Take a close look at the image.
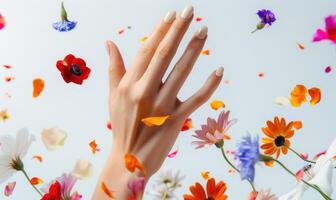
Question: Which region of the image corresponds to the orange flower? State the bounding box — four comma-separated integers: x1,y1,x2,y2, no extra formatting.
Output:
290,84,307,107
308,87,321,105
183,178,228,200
261,117,295,158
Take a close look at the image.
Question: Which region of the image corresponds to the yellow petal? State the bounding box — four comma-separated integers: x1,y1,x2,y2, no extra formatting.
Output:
201,171,211,180
140,36,148,42
141,115,169,127
210,100,225,110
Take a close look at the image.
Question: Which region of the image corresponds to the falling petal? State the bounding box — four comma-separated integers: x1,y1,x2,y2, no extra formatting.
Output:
210,100,225,110
295,169,304,181
297,43,305,50
89,140,100,154
141,115,169,127
4,182,16,197
167,147,179,158
33,78,45,98
139,36,148,42
293,121,303,130
118,28,125,35
300,153,308,160
196,17,203,22
181,118,192,131
101,182,114,199
0,109,10,122
314,151,327,160
258,72,265,78
32,155,43,162
41,127,67,150
0,14,6,30
124,153,145,175
2,65,12,69
201,49,210,55
274,96,289,106
71,160,94,179
30,177,44,185
325,66,332,73
308,87,321,105
4,76,14,82
106,122,112,130
290,84,307,107
201,171,211,180
265,160,274,167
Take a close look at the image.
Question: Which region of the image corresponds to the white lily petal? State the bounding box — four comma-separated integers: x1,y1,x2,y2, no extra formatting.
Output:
41,127,67,150
279,183,306,200
71,160,94,180
325,138,336,161
15,128,35,158
0,135,16,157
308,160,333,196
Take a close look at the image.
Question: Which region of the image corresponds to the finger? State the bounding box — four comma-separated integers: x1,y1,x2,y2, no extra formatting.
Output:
106,40,126,91
141,6,194,87
176,67,224,117
160,25,208,99
127,11,176,81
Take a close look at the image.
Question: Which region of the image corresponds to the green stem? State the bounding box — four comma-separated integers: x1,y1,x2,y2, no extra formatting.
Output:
220,147,256,193
287,146,316,164
21,169,43,197
272,158,332,200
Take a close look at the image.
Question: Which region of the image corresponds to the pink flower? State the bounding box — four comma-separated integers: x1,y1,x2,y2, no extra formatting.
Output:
313,15,336,43
255,189,278,200
192,110,237,148
127,177,145,200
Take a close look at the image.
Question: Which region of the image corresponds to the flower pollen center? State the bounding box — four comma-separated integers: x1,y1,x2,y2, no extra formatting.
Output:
70,64,82,76
274,136,285,147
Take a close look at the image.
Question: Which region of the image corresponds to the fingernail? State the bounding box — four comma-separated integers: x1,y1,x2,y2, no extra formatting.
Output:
196,25,208,39
181,5,194,19
105,41,110,55
164,11,176,23
215,67,224,77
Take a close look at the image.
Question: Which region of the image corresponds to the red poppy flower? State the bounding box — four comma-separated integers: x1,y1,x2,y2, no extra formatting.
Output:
41,181,62,200
56,54,91,85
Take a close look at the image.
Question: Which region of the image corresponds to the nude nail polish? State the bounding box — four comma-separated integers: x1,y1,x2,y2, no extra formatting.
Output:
196,26,208,39
181,5,194,19
215,67,224,77
164,11,176,23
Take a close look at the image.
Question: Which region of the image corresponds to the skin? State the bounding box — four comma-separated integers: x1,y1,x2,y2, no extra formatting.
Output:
92,6,224,199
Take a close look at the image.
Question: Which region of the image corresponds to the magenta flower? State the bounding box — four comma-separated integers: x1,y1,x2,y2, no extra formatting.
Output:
313,15,336,44
192,110,237,149
128,176,145,200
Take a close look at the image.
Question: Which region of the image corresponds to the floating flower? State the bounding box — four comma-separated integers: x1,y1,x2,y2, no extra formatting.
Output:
53,2,77,32
183,178,228,200
4,181,16,197
41,173,82,200
313,15,336,44
252,9,276,33
56,54,91,85
0,13,6,30
181,118,193,131
192,110,237,149
279,138,336,200
124,154,145,175
261,117,295,158
0,128,35,183
141,115,169,127
71,160,94,180
127,177,145,200
210,99,225,110
308,87,321,105
100,182,114,199
255,189,278,200
237,135,260,182
41,127,67,150
290,85,307,107
89,140,100,154
32,78,45,98
0,109,10,122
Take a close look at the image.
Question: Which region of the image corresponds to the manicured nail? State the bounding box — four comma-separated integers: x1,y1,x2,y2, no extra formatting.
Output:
164,11,176,23
215,67,224,77
196,26,208,39
105,41,110,55
181,5,194,19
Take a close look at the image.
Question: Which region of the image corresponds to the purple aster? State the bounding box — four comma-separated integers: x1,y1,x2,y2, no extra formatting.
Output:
257,9,276,26
236,134,260,182
53,2,77,32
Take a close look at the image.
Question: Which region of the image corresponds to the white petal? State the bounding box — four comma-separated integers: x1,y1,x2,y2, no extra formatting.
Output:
275,96,290,106
0,155,15,184
0,135,16,157
308,160,333,196
15,128,35,158
279,183,306,200
71,160,94,180
41,127,67,150
325,138,336,161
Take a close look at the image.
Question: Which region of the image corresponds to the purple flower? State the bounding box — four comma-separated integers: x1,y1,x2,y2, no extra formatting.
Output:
257,9,276,25
236,135,260,182
53,2,77,32
128,176,145,199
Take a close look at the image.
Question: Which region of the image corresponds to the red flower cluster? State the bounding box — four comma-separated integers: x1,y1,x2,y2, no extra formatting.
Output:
56,54,91,85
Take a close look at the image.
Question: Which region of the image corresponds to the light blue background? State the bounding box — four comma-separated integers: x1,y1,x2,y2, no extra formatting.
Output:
0,0,335,199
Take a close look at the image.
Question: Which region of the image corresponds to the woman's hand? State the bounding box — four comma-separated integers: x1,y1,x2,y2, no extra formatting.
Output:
92,5,224,199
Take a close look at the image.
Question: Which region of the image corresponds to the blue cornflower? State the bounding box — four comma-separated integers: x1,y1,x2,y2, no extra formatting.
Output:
252,9,276,33
53,2,77,32
236,134,260,182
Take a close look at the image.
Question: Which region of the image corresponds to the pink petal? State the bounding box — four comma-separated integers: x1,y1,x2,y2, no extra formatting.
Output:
313,29,328,42
325,15,336,30
167,148,179,158
4,182,16,197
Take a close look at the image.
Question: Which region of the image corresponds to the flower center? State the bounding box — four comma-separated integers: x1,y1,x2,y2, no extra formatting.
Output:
10,157,24,171
274,136,285,147
70,64,82,76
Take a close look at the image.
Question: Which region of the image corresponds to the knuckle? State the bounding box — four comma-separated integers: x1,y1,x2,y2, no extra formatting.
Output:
157,45,172,58
139,45,153,56
117,82,130,95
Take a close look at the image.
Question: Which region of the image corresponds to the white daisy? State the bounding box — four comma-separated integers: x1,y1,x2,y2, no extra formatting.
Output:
0,128,35,183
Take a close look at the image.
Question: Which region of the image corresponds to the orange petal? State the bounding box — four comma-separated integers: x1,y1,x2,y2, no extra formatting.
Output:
32,155,43,162
290,85,307,107
141,115,169,127
210,100,225,110
308,87,321,105
297,43,305,50
181,118,193,131
264,160,274,167
30,177,43,185
100,182,114,199
201,171,211,180
293,121,303,130
89,140,100,154
201,49,210,55
124,153,145,175
33,78,44,98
